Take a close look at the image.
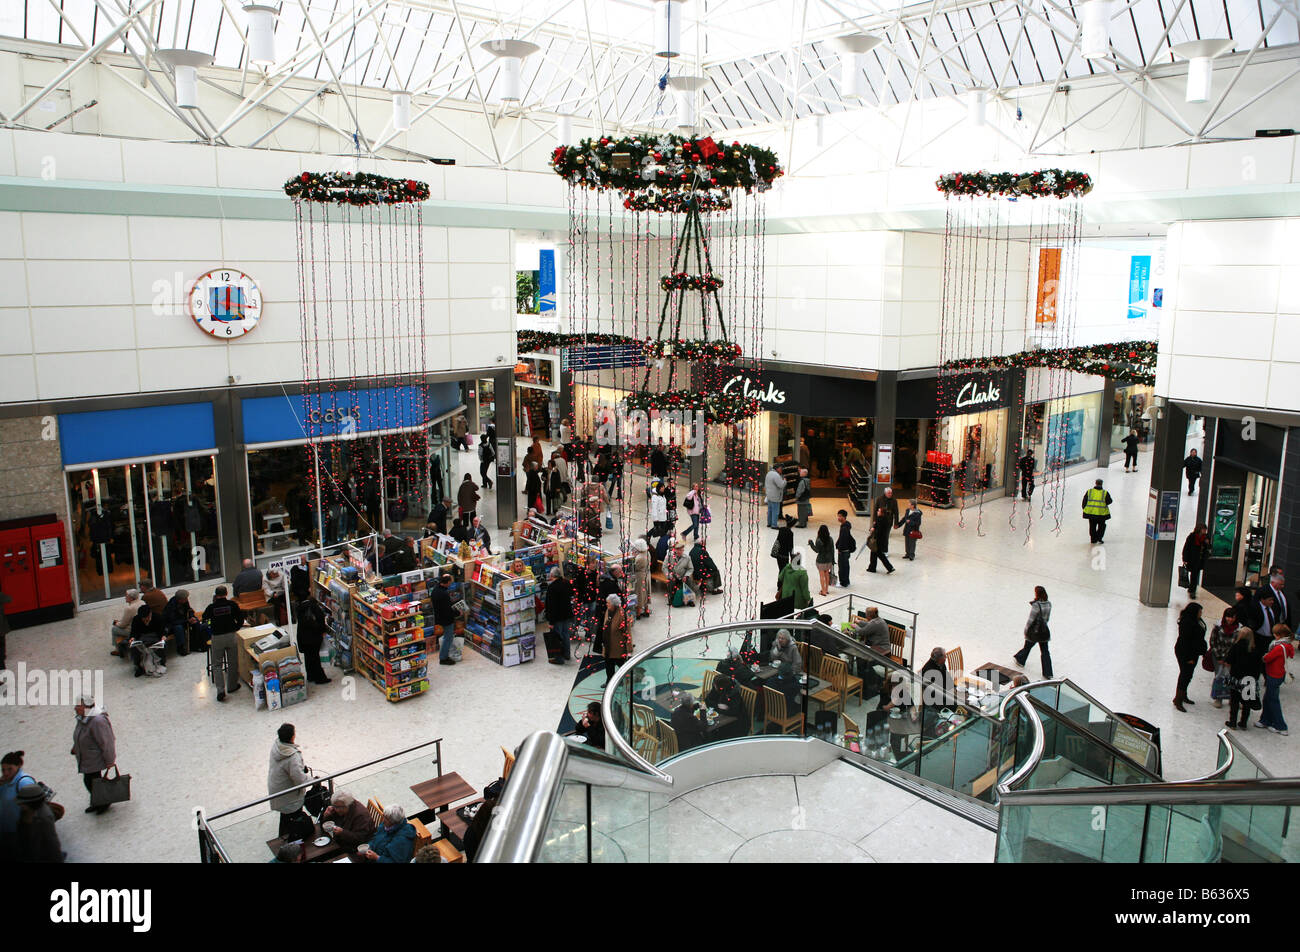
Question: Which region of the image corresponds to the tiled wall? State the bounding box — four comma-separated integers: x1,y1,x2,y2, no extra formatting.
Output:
0,415,64,522
1158,218,1300,412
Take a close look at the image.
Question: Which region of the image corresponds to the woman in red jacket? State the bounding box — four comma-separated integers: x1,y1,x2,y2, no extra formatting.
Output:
1258,624,1295,735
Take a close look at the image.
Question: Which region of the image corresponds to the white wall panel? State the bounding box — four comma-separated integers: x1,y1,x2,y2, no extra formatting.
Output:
0,212,23,258
129,216,223,261
0,355,37,402
1171,310,1276,360
1188,138,1295,191
1176,265,1280,313
229,341,304,386
35,350,138,399
22,212,127,260
0,308,32,356
13,130,121,181
219,219,298,262
450,332,511,370
1265,364,1300,412
0,261,28,307
31,305,135,353
121,140,218,188
1177,218,1289,267
447,227,510,263
27,260,131,307
0,131,16,178
1167,355,1268,407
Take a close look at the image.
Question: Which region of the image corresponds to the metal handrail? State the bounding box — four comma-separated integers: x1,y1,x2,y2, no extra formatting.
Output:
998,676,1161,772
199,737,444,825
1014,694,1165,786
997,776,1300,807
997,693,1046,793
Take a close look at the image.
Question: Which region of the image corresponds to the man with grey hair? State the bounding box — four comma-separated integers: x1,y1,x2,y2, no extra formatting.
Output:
233,557,263,596
321,790,375,854
110,588,141,658
543,567,575,664
769,629,804,678
854,607,891,654
794,468,813,528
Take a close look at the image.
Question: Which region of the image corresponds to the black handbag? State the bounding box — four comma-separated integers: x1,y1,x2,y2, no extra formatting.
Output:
1027,616,1050,643
90,765,131,807
303,780,330,819
1178,565,1191,589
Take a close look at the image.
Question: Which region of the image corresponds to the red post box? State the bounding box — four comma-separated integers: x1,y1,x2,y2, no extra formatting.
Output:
0,514,75,629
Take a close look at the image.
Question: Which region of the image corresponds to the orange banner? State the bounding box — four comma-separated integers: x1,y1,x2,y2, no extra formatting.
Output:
1035,248,1061,324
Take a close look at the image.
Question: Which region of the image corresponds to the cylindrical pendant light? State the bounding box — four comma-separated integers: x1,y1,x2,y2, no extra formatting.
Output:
479,39,541,102
1079,0,1113,60
392,91,412,131
1172,39,1232,103
555,115,572,148
834,33,881,100
968,87,988,126
668,75,706,129
242,3,278,66
653,0,689,58
156,49,214,109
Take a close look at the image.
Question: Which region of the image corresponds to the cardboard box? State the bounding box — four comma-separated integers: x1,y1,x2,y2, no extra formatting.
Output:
237,624,280,684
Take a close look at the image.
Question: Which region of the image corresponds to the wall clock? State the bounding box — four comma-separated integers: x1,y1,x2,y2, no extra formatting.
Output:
189,268,262,339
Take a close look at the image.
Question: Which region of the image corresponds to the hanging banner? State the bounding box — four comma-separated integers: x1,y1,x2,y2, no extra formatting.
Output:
538,249,556,312
1128,255,1152,320
1210,486,1243,558
876,444,893,484
1035,248,1061,324
1158,490,1180,541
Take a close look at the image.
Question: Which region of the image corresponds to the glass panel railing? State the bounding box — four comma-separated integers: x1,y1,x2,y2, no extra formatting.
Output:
776,593,919,669
1023,679,1159,775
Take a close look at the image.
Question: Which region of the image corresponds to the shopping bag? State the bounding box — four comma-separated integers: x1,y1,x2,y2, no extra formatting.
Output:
451,635,465,662
1178,565,1191,589
908,530,923,540
89,766,132,807
605,509,613,530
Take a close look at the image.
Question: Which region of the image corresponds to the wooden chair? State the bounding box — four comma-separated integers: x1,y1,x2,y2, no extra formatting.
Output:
946,647,964,679
434,839,466,863
632,703,657,737
701,669,718,701
797,641,811,673
656,719,680,759
836,657,864,706
806,644,824,681
841,710,860,735
763,685,805,735
632,729,661,763
812,656,847,713
410,817,434,852
887,624,907,665
366,797,384,829
500,746,516,781
738,684,757,732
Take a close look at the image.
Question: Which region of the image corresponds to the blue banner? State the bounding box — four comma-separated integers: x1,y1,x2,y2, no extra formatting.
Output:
538,249,556,312
60,403,216,466
1128,255,1151,319
563,344,647,371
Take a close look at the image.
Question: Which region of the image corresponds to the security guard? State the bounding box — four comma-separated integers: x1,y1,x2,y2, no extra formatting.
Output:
1082,479,1113,544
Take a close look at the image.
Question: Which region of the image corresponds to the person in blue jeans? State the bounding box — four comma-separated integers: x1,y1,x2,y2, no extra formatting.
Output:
1258,626,1295,735
162,589,198,656
544,567,575,663
764,463,786,529
682,484,703,540
430,574,461,665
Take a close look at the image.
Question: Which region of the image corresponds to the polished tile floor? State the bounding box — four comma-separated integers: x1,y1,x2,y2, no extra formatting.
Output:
4,426,1296,863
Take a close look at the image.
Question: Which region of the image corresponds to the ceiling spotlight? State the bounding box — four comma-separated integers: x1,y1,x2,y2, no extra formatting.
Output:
1080,0,1113,60
834,33,881,100
968,87,988,126
652,0,689,58
479,39,541,102
156,49,214,109
242,3,278,66
667,75,706,129
1171,39,1232,103
392,91,411,132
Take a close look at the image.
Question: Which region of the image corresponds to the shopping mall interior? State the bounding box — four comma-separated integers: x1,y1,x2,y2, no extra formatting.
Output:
1,0,1299,883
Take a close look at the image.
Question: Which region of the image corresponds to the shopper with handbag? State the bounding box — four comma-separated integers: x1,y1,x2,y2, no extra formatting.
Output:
808,525,835,597
899,499,923,561
267,723,313,838
1258,624,1295,735
1225,625,1263,729
602,594,633,684
1172,602,1207,712
773,515,795,573
1209,607,1237,708
71,693,117,815
1012,586,1053,677
1181,524,1210,598
835,510,856,589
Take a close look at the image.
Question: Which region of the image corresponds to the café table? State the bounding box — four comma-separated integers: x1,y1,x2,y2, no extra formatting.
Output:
410,772,477,813
266,821,344,863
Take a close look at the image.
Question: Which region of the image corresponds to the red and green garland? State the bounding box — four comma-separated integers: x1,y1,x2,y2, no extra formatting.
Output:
518,330,741,364
936,169,1093,200
284,171,430,206
623,190,732,213
623,388,761,425
943,340,1156,384
661,272,724,292
551,133,782,196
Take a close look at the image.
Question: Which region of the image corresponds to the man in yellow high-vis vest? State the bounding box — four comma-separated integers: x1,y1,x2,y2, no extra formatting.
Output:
1082,479,1113,544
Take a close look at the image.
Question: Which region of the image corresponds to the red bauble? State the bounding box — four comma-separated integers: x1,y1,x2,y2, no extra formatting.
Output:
300,172,310,182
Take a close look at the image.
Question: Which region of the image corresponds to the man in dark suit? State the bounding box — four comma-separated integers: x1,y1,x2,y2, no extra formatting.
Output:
1261,567,1290,629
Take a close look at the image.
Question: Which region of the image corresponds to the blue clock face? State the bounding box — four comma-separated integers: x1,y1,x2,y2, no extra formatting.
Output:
189,268,262,338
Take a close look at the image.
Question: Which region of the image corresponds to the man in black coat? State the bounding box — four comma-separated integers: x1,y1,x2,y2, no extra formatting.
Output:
295,595,332,684
203,585,245,700
1183,449,1203,495
426,498,450,536
543,568,574,663
835,510,856,589
671,695,709,751
1018,452,1036,499
430,575,461,666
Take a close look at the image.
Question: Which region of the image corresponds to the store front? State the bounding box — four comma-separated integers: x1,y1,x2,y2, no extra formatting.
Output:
60,402,225,606
240,383,462,570
1111,383,1156,456
907,370,1016,508
1201,419,1287,598
513,352,560,442
1023,390,1105,471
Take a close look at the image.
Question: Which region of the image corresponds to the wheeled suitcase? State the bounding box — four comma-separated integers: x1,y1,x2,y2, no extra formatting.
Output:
543,628,564,662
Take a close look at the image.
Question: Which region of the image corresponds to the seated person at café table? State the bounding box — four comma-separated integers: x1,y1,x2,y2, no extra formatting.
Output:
572,701,605,749
671,694,710,751
354,804,416,863
320,791,375,854
716,647,760,688
769,629,804,678
770,658,804,717
704,674,747,740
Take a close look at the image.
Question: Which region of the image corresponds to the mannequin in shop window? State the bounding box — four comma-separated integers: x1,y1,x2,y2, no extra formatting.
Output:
86,503,115,576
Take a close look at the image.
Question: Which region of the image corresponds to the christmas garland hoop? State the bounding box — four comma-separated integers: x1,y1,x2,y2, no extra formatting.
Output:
623,388,761,425
623,190,732,214
552,133,782,196
943,340,1155,384
517,330,741,364
284,171,430,206
660,272,724,292
936,169,1093,200
643,339,741,362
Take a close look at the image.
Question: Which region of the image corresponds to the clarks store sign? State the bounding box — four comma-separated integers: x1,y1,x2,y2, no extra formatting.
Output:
714,366,876,418
936,371,1012,417
722,374,787,406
